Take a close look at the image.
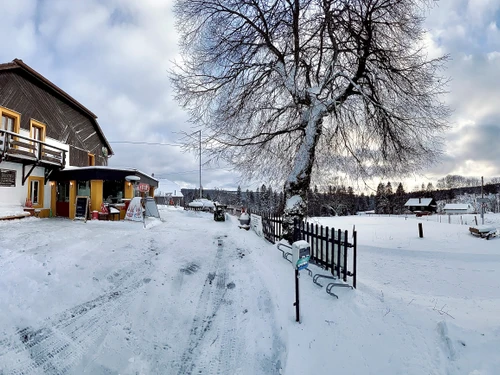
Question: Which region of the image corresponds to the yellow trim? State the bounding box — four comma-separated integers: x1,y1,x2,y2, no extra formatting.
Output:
29,119,46,141
88,153,95,166
124,181,134,199
69,180,76,219
0,106,21,133
149,186,155,198
27,176,45,209
51,182,57,216
90,180,103,212
35,209,50,218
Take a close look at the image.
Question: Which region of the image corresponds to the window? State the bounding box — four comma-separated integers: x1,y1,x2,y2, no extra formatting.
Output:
77,180,90,197
1,114,14,131
27,176,45,208
103,180,124,204
57,181,70,203
0,106,20,133
88,153,95,166
30,120,46,141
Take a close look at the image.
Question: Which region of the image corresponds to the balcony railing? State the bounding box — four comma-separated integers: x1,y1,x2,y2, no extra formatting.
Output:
0,129,66,167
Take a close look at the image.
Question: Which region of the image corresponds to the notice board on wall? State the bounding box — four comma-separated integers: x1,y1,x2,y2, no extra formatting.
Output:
75,196,89,222
0,169,16,187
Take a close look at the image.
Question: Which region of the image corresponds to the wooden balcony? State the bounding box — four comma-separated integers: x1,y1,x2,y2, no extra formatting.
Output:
0,129,66,184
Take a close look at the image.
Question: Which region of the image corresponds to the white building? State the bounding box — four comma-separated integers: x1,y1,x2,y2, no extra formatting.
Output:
443,203,475,214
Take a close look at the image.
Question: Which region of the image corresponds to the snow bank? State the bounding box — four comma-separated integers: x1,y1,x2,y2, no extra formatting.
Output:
0,204,30,219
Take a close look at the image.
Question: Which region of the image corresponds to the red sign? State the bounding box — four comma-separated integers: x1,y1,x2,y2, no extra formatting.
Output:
138,183,150,193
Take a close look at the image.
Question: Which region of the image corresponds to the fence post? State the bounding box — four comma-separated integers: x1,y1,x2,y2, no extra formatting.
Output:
353,230,357,289
337,229,342,278
418,223,423,238
343,230,348,282
315,223,319,261
321,225,325,268
329,227,335,274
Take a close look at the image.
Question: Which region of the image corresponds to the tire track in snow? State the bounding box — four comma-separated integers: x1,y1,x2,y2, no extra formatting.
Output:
173,232,249,375
0,241,158,375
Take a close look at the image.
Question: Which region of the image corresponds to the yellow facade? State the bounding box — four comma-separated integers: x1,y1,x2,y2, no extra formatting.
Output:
50,182,57,216
124,181,134,199
90,180,103,212
69,180,76,219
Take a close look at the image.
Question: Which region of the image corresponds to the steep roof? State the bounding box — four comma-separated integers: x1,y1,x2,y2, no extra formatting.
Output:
404,198,434,207
0,59,113,155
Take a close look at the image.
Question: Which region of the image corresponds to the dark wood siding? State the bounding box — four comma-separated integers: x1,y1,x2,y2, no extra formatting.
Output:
0,70,108,166
69,146,92,167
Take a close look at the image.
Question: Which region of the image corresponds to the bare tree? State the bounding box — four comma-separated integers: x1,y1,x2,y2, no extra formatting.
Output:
172,0,450,242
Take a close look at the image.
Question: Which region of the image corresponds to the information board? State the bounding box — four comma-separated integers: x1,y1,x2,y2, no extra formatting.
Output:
75,196,89,222
0,169,16,187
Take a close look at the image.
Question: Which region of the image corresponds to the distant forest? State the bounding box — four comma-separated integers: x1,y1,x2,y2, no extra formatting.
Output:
181,175,500,216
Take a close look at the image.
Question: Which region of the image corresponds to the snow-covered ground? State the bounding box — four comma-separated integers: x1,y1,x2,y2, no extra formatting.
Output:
0,207,499,375
0,204,30,219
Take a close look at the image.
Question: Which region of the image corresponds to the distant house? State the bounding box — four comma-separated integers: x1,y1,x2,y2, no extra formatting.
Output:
404,198,437,213
443,203,475,214
154,179,183,206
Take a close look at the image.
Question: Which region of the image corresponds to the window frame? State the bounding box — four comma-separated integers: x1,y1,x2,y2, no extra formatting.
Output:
27,176,45,208
30,119,46,142
0,106,21,134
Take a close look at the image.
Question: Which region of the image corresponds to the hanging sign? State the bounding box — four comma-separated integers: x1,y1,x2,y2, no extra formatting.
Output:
138,183,150,193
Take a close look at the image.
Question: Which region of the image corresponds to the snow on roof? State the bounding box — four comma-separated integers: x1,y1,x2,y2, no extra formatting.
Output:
444,204,472,209
154,179,183,198
188,199,214,208
404,198,434,207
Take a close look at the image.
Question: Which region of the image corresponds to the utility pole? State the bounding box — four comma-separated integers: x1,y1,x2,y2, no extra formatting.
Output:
199,130,202,199
481,176,484,225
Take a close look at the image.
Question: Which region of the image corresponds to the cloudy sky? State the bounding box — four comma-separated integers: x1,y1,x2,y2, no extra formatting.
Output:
1,0,499,192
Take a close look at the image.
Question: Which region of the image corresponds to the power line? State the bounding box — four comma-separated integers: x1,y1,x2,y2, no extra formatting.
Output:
154,167,231,177
109,141,183,146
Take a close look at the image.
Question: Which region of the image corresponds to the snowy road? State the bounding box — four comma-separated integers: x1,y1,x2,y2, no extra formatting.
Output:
0,209,285,374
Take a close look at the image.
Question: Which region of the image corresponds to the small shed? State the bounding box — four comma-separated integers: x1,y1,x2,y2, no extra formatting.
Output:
443,203,475,215
404,198,437,213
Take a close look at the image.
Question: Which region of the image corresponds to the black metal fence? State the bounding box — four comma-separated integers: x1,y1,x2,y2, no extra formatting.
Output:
257,213,357,288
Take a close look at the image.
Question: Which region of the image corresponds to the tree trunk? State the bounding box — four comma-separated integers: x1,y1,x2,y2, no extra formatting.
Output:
282,115,323,243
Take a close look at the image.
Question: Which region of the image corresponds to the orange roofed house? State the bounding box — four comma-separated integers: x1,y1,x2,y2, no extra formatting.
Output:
0,59,157,219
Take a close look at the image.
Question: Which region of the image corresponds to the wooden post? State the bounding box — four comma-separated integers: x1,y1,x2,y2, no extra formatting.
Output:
353,231,357,289
337,229,342,278
343,230,348,282
418,223,424,238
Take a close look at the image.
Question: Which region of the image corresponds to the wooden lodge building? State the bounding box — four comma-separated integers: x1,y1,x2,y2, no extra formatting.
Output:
0,59,157,219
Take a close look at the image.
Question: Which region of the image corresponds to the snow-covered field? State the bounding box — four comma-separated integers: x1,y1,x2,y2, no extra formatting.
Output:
0,207,499,375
